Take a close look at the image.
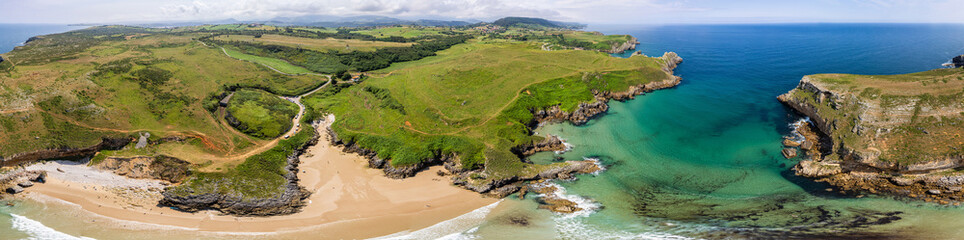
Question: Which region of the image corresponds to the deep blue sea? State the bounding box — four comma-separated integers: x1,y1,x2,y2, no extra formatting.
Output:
3,24,964,239
0,24,86,54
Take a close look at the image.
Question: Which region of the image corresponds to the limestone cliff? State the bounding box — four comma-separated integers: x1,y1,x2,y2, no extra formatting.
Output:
608,37,640,54
778,69,964,203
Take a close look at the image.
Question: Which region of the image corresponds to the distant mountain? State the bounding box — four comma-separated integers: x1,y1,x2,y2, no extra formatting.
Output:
491,17,586,29
130,19,243,28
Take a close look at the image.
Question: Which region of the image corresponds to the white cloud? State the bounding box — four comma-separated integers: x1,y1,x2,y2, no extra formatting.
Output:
1,0,962,24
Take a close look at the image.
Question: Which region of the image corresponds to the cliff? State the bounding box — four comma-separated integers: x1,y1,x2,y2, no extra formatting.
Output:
96,155,192,183
1,137,132,167
159,131,317,216
778,69,964,203
608,37,639,54
535,52,682,125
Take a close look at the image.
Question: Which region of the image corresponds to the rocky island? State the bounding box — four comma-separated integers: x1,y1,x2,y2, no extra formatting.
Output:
779,67,964,203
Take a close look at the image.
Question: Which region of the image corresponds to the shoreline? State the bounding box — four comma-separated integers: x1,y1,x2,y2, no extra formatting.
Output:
13,116,497,238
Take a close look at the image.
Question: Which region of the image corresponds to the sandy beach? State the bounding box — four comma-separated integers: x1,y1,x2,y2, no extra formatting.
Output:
17,115,497,239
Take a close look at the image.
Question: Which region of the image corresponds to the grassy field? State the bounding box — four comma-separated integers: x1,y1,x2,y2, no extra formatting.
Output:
221,47,314,75
304,39,675,176
165,124,315,200
786,68,964,164
226,89,299,139
214,34,413,53
353,26,445,38
0,27,319,165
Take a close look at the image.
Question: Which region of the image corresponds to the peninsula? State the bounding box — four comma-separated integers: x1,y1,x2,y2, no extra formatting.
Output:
0,17,681,230
779,67,964,203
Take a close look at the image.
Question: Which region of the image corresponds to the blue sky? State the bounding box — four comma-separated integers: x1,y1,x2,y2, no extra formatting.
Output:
1,0,962,24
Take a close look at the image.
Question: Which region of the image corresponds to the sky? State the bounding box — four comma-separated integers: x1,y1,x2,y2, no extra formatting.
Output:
1,0,963,24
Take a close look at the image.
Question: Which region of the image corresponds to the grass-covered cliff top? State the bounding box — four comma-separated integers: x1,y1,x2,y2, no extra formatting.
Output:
0,26,323,165
784,68,964,165
304,39,677,177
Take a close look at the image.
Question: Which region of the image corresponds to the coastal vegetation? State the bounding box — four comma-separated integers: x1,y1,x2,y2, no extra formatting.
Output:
0,18,656,214
225,89,299,139
779,68,964,202
214,34,414,53
0,26,320,165
204,33,473,73
162,124,316,211
303,39,678,178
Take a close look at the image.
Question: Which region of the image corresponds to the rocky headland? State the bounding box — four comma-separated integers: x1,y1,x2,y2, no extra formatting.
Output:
327,52,682,204
158,131,317,216
778,69,964,204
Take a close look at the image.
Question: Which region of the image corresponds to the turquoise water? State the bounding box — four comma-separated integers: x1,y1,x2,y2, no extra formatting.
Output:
5,24,964,239
471,24,964,239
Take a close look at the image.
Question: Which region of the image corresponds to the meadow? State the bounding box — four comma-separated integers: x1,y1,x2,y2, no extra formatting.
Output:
304,39,676,176
352,26,446,38
794,69,964,165
221,46,314,75
214,34,413,53
225,89,299,139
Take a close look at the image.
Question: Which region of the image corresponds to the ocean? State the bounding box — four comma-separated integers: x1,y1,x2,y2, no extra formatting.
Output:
4,23,964,239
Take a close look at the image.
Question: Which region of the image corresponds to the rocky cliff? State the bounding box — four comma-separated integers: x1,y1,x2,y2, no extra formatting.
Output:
953,55,964,68
778,70,964,204
1,137,132,167
96,155,192,183
608,37,640,54
534,52,682,126
159,132,317,216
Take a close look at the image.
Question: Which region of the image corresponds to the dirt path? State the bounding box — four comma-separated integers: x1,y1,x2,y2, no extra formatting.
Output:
207,77,332,162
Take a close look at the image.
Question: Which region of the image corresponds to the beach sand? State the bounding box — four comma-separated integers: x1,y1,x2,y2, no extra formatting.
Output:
19,116,497,239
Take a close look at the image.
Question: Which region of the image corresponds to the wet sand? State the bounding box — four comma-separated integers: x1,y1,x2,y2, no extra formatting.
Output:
20,116,497,239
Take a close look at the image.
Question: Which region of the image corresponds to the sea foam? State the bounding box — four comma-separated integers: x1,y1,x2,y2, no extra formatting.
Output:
369,200,502,240
10,213,96,240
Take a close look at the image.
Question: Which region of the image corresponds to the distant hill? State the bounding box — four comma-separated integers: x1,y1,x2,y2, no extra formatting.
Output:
491,17,586,29
118,15,476,28
266,15,476,27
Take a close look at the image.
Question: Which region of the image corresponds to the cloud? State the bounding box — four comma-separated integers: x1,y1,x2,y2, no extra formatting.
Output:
2,0,963,24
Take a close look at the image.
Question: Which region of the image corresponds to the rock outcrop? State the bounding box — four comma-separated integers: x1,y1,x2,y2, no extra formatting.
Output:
514,135,568,156
534,52,682,126
779,72,964,203
953,55,964,68
608,37,640,54
0,170,46,195
159,132,317,216
1,137,132,167
96,155,191,183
